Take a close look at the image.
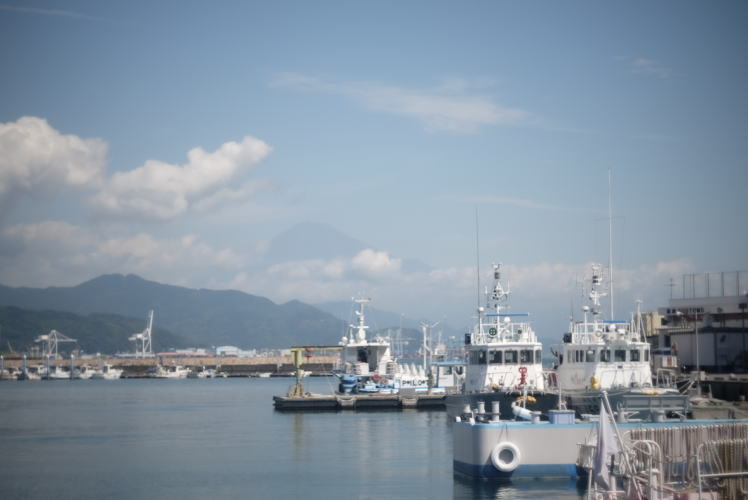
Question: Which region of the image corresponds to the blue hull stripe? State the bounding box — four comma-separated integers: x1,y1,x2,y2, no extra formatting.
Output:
453,460,578,479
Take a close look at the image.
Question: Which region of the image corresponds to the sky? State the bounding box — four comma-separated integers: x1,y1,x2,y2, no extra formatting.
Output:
1,1,746,344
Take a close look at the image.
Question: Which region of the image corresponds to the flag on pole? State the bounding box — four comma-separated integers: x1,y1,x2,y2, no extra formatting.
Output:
593,401,620,489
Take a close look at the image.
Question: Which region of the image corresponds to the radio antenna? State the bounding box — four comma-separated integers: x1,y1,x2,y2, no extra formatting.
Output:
475,208,481,309
608,169,614,319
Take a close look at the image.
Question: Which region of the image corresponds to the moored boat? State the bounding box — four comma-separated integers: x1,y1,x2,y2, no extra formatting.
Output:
334,297,430,394
453,391,746,486
548,264,685,417
446,263,556,419
89,363,123,380
149,364,189,379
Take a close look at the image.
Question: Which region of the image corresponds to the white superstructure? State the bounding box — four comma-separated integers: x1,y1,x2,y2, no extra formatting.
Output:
337,297,394,378
463,263,544,394
551,264,654,393
335,297,435,393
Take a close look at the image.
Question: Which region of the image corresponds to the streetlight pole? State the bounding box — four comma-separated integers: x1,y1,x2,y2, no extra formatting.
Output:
694,313,700,396
677,309,701,395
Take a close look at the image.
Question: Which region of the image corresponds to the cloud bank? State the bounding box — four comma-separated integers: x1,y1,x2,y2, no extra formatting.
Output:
0,220,242,287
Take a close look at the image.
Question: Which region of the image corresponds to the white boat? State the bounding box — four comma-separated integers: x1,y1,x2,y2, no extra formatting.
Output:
187,367,217,378
334,297,397,393
150,364,189,379
72,365,95,379
89,363,123,380
40,364,72,380
549,264,684,416
13,356,40,380
446,263,553,418
452,392,746,484
334,297,446,394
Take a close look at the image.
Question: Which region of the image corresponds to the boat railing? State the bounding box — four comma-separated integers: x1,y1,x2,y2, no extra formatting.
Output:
655,368,677,389
473,321,536,344
696,438,748,498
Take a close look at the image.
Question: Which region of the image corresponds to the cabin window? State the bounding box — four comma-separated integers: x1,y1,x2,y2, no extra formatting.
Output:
489,350,502,364
644,349,650,362
504,350,518,364
520,350,533,363
585,349,595,362
470,350,487,365
614,349,626,362
535,350,542,364
576,350,584,362
630,349,640,362
600,349,611,362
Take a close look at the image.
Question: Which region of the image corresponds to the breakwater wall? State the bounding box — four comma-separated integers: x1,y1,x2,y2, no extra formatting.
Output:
1,355,338,378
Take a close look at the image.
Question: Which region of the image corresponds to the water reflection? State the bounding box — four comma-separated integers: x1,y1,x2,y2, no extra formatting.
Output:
452,473,586,499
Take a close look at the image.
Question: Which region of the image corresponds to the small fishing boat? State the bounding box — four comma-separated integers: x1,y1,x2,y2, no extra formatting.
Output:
89,363,123,380
149,364,189,379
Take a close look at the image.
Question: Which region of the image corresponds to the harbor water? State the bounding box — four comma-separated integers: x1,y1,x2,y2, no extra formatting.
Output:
0,377,584,499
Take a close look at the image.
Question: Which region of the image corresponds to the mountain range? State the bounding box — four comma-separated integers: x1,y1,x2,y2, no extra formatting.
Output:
0,274,348,351
0,222,445,354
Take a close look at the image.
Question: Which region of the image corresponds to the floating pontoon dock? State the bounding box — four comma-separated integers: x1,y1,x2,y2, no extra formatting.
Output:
273,390,446,411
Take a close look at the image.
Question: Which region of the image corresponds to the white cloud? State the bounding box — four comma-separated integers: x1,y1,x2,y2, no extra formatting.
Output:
272,73,527,133
91,136,272,219
0,116,106,206
352,249,401,276
623,57,672,79
0,117,274,221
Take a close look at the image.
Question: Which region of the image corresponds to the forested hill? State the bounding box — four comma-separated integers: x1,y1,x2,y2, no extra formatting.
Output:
0,275,346,349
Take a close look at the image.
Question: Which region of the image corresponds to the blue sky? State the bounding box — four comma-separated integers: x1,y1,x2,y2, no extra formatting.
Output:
1,1,746,342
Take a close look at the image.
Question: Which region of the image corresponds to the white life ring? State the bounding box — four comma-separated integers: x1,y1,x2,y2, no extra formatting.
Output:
490,441,521,472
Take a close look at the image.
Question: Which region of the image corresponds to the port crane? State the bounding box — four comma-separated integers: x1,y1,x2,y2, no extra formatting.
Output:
34,329,76,358
129,310,154,357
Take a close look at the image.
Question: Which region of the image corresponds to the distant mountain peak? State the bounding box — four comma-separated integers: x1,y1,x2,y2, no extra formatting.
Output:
263,221,367,265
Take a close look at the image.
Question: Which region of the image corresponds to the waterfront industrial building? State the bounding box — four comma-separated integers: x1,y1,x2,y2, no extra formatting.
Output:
653,271,747,375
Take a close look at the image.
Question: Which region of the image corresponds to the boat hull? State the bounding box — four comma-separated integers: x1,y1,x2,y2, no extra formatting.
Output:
453,417,748,480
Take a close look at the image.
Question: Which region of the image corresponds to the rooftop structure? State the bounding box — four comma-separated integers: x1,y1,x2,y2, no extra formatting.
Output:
657,271,748,374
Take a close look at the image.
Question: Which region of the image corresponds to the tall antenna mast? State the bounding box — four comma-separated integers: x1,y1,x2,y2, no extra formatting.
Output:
608,169,614,319
475,208,481,310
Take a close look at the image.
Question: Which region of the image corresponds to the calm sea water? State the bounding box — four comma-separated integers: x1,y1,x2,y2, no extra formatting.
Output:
0,377,585,499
